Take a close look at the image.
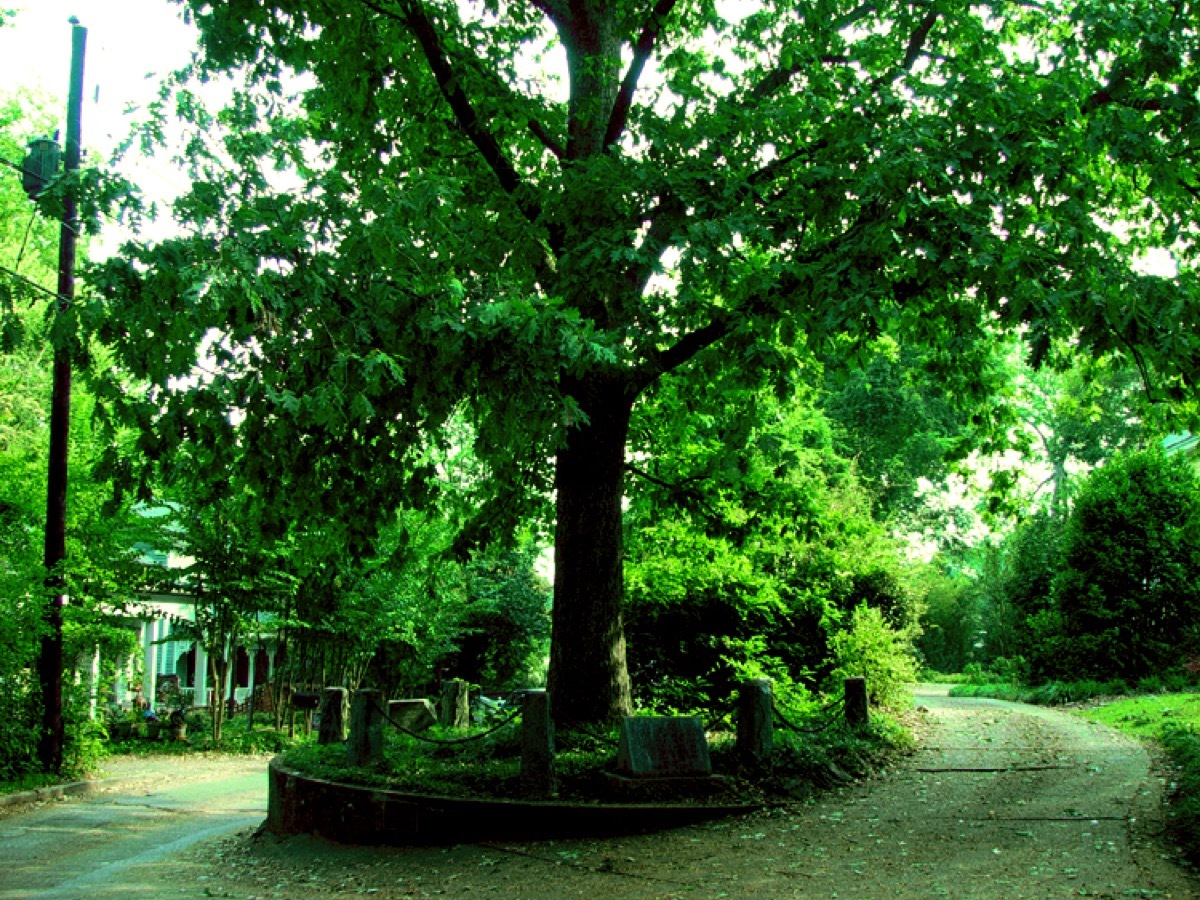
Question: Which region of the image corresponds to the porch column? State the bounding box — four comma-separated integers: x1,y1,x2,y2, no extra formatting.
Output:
225,639,236,704
194,642,208,709
88,644,101,720
246,650,257,705
142,619,158,708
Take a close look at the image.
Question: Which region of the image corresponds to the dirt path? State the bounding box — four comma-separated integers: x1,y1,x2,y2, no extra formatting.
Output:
4,689,1198,897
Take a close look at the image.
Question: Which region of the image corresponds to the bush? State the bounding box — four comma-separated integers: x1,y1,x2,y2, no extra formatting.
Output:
828,604,919,709
1051,448,1200,681
950,677,1132,706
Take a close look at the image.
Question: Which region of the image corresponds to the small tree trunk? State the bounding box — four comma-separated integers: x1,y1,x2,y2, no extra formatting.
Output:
547,377,635,726
209,655,227,744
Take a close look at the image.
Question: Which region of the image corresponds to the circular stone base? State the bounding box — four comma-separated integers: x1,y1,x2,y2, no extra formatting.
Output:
267,757,758,845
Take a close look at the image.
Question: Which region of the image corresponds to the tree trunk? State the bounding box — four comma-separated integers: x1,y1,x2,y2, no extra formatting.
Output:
547,377,635,726
210,654,227,744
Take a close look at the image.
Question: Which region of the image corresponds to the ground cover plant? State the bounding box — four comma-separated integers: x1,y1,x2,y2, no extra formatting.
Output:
277,708,913,805
100,711,299,756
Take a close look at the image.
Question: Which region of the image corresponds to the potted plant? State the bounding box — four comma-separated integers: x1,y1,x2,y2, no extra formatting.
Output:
105,707,138,741
144,709,163,741
168,707,189,742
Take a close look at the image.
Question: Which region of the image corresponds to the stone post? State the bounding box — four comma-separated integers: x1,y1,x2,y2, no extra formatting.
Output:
318,686,349,745
519,690,556,797
439,678,470,729
737,678,774,767
346,688,385,766
845,677,869,728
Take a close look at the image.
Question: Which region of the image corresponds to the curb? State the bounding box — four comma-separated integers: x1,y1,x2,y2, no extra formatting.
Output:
0,776,129,809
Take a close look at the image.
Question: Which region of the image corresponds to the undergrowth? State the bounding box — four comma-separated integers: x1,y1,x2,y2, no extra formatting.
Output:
278,707,912,805
1160,724,1200,864
103,715,298,757
948,671,1200,706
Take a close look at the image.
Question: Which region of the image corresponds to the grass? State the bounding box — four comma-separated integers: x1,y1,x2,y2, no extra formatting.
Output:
0,771,73,796
1072,692,1200,738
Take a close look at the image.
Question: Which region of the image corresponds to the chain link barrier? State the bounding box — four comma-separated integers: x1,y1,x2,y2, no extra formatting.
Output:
703,698,739,734
373,695,524,746
772,695,846,734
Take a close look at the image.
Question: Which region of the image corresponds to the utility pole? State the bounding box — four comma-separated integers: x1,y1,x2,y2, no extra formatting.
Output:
36,18,86,774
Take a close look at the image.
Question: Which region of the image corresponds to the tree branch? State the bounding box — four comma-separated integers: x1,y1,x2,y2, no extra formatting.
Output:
1118,331,1166,404
634,314,736,392
526,0,568,27
604,0,679,149
740,2,872,103
747,140,827,188
626,191,688,298
0,264,61,303
832,2,877,30
625,462,723,521
528,117,566,160
872,8,939,88
1082,89,1164,114
389,0,541,223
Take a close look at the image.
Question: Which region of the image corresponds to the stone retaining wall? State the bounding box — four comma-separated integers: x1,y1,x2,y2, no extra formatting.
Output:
267,756,755,844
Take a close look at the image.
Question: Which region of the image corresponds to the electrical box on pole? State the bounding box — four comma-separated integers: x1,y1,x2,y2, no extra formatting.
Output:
21,137,60,200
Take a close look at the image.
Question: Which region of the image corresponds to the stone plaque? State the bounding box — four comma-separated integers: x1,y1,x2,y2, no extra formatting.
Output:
387,698,437,733
617,716,711,778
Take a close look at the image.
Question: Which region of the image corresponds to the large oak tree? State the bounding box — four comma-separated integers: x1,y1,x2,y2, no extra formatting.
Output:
90,0,1200,724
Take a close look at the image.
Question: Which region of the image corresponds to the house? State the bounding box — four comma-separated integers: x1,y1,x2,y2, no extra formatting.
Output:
101,505,282,714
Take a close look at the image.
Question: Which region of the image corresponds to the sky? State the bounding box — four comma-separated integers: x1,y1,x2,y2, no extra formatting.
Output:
0,0,198,202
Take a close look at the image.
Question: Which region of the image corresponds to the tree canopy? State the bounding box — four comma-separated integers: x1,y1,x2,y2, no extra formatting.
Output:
88,0,1200,723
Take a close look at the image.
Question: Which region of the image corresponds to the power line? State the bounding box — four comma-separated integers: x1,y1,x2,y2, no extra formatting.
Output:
13,208,37,273
0,263,61,303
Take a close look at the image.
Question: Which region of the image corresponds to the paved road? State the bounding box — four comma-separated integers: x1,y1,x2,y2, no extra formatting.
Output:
0,756,266,898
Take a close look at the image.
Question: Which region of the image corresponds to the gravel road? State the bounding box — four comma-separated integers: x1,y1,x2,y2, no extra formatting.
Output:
3,687,1197,898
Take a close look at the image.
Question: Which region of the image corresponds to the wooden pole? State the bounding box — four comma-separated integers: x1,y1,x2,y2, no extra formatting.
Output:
36,19,85,774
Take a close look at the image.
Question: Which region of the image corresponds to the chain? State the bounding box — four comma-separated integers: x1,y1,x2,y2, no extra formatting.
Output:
773,695,846,734
571,724,620,748
374,697,523,746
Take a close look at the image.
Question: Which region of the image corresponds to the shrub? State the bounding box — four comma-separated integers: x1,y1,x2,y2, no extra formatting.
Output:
828,604,918,709
1051,448,1200,681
